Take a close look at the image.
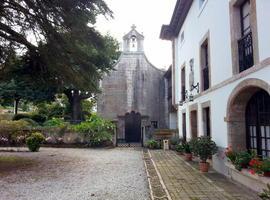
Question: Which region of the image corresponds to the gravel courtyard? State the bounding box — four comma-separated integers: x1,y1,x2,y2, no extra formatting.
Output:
0,148,150,200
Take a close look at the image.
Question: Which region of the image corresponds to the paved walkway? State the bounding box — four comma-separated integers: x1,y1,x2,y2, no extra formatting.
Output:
150,150,260,200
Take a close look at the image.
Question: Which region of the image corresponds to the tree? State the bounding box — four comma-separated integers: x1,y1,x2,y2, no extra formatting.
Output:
0,0,114,87
1,0,120,122
0,52,57,114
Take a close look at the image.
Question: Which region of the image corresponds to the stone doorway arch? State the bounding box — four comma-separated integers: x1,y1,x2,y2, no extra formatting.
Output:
227,78,270,150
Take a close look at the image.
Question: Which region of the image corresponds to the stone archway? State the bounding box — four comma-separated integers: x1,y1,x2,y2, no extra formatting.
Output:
227,78,270,150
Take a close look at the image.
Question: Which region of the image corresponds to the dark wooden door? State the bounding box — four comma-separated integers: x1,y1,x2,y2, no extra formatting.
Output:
125,111,141,143
246,90,270,157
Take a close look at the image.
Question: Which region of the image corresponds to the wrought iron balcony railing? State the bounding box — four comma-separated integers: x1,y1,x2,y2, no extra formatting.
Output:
238,31,254,72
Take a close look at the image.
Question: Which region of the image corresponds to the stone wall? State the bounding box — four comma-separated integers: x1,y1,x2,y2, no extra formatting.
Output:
97,52,166,140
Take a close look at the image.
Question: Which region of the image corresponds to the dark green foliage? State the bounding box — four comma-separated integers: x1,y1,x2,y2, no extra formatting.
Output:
146,140,161,149
72,114,115,147
0,53,57,114
190,136,218,162
30,114,46,124
19,118,39,127
13,114,30,121
43,118,65,127
26,132,45,152
182,142,192,153
259,184,270,200
262,160,270,173
13,113,46,124
175,144,184,153
234,151,254,171
1,1,120,122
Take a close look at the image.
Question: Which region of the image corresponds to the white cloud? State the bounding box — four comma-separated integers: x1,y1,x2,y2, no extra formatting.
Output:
96,0,177,70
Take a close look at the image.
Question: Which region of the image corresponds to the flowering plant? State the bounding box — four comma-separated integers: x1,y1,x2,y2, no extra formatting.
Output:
249,158,263,174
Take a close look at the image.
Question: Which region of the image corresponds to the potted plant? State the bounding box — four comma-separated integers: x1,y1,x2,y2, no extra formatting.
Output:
175,144,184,155
249,158,262,175
182,142,192,161
234,151,254,171
170,137,179,150
190,136,217,172
146,140,160,149
261,159,270,177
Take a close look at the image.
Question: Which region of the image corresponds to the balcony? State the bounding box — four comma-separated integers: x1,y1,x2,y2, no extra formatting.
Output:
238,31,254,72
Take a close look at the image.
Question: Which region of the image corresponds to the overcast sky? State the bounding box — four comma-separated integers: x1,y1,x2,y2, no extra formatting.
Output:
96,0,177,70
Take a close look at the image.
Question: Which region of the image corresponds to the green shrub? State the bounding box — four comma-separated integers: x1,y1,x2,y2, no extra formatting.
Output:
0,120,31,145
72,114,115,147
190,136,218,162
234,151,254,171
26,132,45,152
43,118,65,127
20,118,39,127
36,102,65,119
259,184,270,200
0,120,30,137
13,114,30,121
0,113,14,120
30,114,46,124
146,140,160,149
13,113,46,124
261,159,270,173
182,142,192,153
175,144,184,153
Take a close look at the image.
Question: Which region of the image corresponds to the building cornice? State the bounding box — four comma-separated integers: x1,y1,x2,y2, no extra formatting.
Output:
160,0,193,40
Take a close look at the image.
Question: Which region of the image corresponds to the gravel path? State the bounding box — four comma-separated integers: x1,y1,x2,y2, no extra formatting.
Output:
0,148,149,200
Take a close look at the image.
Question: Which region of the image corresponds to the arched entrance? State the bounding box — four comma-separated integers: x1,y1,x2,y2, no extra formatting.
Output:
125,111,141,143
227,79,270,151
246,90,270,157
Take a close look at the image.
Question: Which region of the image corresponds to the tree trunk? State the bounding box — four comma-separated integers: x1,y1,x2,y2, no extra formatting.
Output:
65,90,83,123
13,98,19,115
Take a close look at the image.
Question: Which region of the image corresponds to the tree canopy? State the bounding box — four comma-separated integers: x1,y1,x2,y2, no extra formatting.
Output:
0,0,120,120
0,0,119,90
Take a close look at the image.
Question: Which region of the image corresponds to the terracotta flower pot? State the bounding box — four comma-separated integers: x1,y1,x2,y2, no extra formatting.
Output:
199,162,210,173
176,151,184,156
184,153,192,161
264,171,270,177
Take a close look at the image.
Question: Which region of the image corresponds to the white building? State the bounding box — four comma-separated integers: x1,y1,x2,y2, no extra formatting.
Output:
161,0,270,189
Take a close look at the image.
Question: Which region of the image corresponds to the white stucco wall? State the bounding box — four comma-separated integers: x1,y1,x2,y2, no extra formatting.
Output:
173,0,270,149
256,0,270,62
174,0,232,105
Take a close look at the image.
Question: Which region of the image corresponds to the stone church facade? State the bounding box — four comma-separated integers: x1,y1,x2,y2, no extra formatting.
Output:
97,26,166,145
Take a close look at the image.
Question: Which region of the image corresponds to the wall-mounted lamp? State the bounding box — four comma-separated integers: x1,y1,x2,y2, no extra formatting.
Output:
190,83,199,93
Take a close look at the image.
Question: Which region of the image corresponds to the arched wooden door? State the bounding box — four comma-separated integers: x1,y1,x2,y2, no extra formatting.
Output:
246,90,270,157
125,111,141,143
